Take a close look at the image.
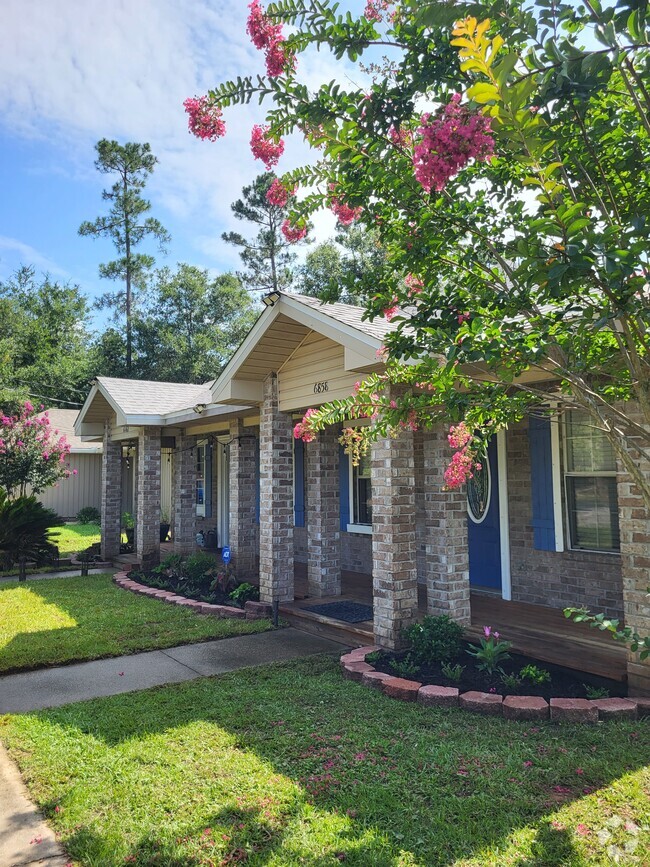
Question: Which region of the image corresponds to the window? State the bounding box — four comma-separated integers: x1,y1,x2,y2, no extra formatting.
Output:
349,452,372,530
196,442,206,517
564,411,620,553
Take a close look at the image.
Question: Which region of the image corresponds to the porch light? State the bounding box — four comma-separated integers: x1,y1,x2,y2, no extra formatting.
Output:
193,403,207,414
262,291,281,307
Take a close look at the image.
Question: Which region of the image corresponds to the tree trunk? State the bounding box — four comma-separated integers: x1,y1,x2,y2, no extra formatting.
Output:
18,556,26,582
124,173,132,374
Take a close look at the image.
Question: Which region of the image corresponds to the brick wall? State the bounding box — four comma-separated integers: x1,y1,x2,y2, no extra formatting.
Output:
229,419,258,579
507,421,623,619
101,421,122,560
136,426,161,566
172,433,197,554
616,405,650,694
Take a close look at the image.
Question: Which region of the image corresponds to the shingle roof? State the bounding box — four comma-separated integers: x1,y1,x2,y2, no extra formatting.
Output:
39,408,101,452
97,377,214,416
286,293,400,342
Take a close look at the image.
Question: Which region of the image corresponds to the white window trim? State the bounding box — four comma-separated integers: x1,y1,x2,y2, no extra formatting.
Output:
496,429,512,602
549,410,565,552
195,440,207,518
348,452,372,534
561,411,620,555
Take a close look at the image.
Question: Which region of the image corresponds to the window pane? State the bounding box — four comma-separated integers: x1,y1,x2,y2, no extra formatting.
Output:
566,476,620,552
196,480,205,506
357,476,372,524
565,411,616,472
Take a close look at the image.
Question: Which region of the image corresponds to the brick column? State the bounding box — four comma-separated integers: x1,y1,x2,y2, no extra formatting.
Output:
229,418,258,580
617,412,650,695
422,426,471,625
101,421,122,560
371,426,418,649
172,433,196,554
307,426,341,597
259,373,294,603
136,426,161,566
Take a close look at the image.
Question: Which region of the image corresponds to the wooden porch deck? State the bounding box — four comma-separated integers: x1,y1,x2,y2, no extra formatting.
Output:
282,566,627,681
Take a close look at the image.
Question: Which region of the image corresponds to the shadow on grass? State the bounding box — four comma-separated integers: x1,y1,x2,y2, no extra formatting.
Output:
0,574,269,675
7,655,649,866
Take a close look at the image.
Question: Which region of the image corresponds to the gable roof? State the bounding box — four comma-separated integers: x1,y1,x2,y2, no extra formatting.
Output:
41,408,102,453
96,377,214,416
211,291,392,405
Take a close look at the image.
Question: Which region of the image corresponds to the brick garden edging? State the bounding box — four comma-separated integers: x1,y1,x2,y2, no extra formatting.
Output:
113,571,273,621
340,648,650,723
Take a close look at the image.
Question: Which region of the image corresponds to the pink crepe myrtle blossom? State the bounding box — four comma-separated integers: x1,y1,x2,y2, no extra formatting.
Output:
266,177,296,207
413,94,494,193
389,124,413,148
404,273,424,297
0,403,73,497
329,186,362,225
293,407,318,442
447,422,473,449
457,311,470,324
364,0,392,21
183,96,226,141
251,125,284,169
281,219,307,243
246,0,296,77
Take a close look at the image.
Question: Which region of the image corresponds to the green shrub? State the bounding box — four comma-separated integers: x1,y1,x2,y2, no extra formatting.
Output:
500,672,522,692
229,582,259,606
389,653,419,678
76,506,100,524
152,553,184,583
584,685,610,699
519,664,551,685
441,661,465,683
183,552,218,592
403,615,464,665
0,491,64,581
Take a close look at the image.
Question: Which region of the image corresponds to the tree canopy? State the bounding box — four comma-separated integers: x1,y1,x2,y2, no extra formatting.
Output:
193,0,650,509
79,139,170,373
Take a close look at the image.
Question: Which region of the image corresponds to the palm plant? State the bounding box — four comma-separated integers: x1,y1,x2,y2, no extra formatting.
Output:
0,490,63,581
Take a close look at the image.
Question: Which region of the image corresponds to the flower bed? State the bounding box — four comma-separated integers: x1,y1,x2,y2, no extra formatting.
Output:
340,647,650,723
126,552,261,611
114,572,272,621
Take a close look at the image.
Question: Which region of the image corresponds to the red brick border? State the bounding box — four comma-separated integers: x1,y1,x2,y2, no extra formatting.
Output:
113,571,272,621
340,649,647,723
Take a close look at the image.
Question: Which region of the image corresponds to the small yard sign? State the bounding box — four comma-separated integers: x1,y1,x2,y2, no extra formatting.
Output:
222,546,231,564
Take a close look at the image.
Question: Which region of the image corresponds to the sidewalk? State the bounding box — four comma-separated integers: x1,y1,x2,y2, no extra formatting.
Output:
0,628,345,714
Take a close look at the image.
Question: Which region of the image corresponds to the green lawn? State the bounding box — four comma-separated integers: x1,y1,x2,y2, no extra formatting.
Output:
0,574,272,674
1,656,648,866
50,522,101,555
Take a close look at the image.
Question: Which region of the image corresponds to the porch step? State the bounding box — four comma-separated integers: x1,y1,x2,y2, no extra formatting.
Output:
279,603,373,648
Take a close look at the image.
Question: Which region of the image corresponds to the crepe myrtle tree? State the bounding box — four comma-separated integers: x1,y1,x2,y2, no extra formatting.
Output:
185,0,650,508
0,402,76,499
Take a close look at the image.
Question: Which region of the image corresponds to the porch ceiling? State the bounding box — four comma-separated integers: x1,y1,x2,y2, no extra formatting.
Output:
236,314,311,380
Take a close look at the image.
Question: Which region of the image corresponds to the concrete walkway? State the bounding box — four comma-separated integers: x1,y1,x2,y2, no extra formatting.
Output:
0,744,69,866
0,628,345,714
0,568,116,584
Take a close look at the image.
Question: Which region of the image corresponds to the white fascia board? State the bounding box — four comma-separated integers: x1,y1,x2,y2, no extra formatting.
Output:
70,446,103,454
162,402,252,426
281,295,380,356
74,383,101,436
123,414,165,426
78,423,105,439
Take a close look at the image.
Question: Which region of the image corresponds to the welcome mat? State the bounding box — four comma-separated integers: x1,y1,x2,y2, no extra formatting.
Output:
303,601,373,623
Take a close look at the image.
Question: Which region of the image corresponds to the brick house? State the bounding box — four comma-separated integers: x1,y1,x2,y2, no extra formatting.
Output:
76,292,650,694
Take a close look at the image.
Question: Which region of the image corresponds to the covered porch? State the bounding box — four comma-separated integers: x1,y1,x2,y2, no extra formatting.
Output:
282,566,628,681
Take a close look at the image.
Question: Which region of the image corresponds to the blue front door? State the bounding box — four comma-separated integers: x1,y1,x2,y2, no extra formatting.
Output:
467,437,502,590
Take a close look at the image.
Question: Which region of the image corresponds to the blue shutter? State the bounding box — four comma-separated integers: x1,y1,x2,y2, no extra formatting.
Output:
204,443,213,519
339,445,350,531
528,416,556,551
255,439,260,525
294,438,305,527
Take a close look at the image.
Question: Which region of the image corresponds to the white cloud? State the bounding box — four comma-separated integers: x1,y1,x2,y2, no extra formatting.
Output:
0,236,69,280
0,0,368,271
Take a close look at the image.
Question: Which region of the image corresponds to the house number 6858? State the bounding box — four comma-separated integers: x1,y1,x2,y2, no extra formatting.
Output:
313,381,329,394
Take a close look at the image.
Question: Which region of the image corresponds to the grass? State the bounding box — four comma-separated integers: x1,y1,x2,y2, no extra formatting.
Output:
50,522,101,555
0,574,272,674
1,655,648,866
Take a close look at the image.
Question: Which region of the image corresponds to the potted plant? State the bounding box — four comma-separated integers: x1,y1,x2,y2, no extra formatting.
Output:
160,511,171,543
121,511,135,546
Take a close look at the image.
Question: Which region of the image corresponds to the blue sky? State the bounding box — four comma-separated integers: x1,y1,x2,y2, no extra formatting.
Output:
0,0,360,324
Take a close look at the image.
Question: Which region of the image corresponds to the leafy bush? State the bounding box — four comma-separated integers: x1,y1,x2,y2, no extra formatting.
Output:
77,506,100,524
152,554,184,584
403,615,464,665
209,564,238,596
229,582,259,606
467,626,512,676
519,664,551,685
584,685,610,699
389,653,419,678
0,490,64,581
500,672,522,692
441,661,465,683
183,552,219,591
